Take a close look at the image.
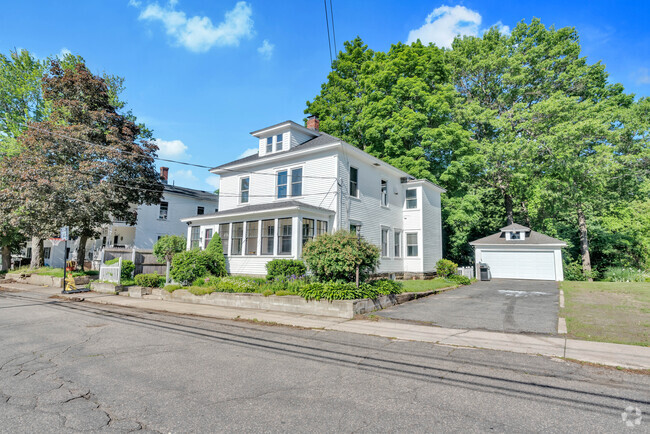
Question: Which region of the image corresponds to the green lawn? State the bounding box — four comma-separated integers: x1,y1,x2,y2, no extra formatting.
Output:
11,266,98,278
561,281,650,347
398,278,459,293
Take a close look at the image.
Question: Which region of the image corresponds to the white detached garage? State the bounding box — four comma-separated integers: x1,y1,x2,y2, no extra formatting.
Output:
470,223,567,281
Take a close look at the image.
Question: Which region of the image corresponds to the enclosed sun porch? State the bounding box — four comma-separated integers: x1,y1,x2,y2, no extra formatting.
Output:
182,201,335,276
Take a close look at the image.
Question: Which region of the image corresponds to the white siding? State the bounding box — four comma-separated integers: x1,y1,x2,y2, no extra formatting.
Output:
422,185,443,272
290,129,314,148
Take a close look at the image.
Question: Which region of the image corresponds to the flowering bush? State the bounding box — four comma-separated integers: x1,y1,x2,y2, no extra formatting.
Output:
603,267,649,282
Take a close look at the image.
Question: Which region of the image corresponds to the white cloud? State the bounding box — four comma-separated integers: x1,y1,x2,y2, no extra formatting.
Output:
257,39,274,59
205,175,220,190
134,1,254,53
154,138,188,158
58,48,72,58
407,5,509,48
237,147,258,159
634,67,650,84
407,5,481,48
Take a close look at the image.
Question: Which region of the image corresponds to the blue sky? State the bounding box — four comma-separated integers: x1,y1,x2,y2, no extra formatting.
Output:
1,1,648,192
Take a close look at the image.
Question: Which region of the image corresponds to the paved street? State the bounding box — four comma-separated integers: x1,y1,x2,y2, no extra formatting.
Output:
1,287,648,433
378,279,560,334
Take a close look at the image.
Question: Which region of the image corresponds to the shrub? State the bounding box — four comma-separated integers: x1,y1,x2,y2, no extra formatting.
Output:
602,267,649,282
105,258,135,279
164,284,182,292
563,261,587,281
266,259,306,279
205,234,227,277
436,259,457,278
447,274,471,285
372,279,403,295
134,273,164,288
215,276,258,293
302,230,380,283
188,286,215,296
170,250,210,284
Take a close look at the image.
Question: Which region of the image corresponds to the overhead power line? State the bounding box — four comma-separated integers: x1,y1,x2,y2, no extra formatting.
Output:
19,123,339,180
323,0,333,65
329,0,338,57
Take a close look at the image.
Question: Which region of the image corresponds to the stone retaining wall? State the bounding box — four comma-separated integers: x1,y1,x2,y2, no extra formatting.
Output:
5,273,96,288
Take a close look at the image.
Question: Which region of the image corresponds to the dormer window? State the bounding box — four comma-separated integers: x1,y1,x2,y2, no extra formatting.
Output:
266,137,273,153
276,134,283,151
510,232,521,240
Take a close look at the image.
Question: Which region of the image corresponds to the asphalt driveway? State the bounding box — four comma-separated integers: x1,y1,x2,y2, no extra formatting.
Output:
378,279,560,334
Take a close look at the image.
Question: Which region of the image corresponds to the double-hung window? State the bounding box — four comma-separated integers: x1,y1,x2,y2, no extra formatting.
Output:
261,220,275,255
159,201,168,220
190,226,200,250
381,227,389,257
350,223,360,234
240,177,250,203
316,220,328,236
406,233,418,257
204,229,213,249
277,171,288,199
266,137,273,153
381,180,388,207
219,223,230,256
349,167,359,197
44,247,51,260
278,218,292,255
197,206,204,215
276,134,283,151
394,231,401,257
405,189,417,209
302,218,314,246
231,222,243,255
245,221,258,255
291,168,302,196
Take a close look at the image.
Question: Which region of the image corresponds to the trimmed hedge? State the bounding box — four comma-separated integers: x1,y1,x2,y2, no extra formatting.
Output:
298,279,403,301
170,250,210,284
134,272,164,288
266,259,306,279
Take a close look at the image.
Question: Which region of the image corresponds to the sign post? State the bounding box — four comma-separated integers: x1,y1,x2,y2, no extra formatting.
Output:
60,227,69,294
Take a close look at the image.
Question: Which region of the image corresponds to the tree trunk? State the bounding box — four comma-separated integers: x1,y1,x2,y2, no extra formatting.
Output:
521,202,531,227
1,245,11,271
76,235,88,271
576,205,593,282
504,193,514,225
165,258,171,284
30,237,44,269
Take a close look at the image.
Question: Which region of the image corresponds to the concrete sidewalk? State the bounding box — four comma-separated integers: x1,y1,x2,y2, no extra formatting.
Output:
2,282,649,370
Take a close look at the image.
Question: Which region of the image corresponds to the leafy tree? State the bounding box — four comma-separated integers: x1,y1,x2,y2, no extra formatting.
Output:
302,231,380,282
0,60,164,269
153,235,186,283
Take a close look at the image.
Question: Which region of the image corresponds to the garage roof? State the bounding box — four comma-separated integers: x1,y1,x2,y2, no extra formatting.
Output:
470,228,567,246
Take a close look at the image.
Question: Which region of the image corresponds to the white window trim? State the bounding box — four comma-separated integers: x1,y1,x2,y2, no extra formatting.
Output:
275,133,284,152
380,180,389,208
275,165,304,200
380,226,390,258
265,137,273,153
405,188,419,210
239,176,250,204
349,165,360,199
406,232,419,257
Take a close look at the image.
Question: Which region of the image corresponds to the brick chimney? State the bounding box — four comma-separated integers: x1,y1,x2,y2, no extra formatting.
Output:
160,167,169,184
306,115,320,131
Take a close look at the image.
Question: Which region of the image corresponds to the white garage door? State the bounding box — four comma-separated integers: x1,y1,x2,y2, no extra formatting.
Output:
481,250,556,280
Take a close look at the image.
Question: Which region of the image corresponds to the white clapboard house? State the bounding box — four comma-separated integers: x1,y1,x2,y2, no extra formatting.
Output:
22,168,219,269
181,117,445,278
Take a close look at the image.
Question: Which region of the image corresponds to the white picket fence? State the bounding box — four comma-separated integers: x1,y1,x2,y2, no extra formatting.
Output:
99,257,122,284
457,266,475,279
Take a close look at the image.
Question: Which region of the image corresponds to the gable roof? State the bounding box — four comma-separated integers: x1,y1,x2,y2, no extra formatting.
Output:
164,184,219,202
470,229,567,246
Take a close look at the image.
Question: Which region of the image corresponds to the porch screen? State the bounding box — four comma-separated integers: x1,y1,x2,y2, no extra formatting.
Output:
261,220,275,255
231,222,244,255
204,228,213,249
317,220,328,236
302,218,314,246
278,218,292,255
246,221,258,255
219,223,230,255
